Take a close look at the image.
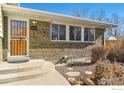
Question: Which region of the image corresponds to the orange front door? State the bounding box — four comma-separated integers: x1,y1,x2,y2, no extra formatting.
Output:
10,20,27,56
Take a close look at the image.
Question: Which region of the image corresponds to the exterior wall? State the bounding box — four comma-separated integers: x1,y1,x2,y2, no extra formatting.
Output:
95,28,105,45
3,16,8,61
0,6,3,62
0,38,2,62
29,19,104,61
2,17,105,62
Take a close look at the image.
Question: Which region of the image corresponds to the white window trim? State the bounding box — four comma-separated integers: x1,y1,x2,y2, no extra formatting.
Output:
83,27,96,42
81,27,84,42
50,22,95,43
51,23,66,41
69,25,82,42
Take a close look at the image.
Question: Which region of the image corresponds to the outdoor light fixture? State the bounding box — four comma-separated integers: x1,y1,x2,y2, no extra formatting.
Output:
32,20,38,26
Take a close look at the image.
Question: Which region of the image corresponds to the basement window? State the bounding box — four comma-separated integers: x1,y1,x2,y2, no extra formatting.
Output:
51,24,66,40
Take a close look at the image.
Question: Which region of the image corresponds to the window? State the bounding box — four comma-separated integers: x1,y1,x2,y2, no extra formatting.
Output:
52,24,66,40
84,28,95,41
69,26,81,41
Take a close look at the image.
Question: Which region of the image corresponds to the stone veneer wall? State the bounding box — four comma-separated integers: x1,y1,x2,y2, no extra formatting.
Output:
95,28,105,45
3,16,8,61
0,38,3,62
2,18,105,61
29,19,104,61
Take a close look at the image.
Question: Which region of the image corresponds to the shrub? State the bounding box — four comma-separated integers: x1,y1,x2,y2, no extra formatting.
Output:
106,52,117,62
106,40,124,63
112,62,124,77
93,60,124,85
118,53,124,62
94,60,113,80
91,45,107,63
107,44,124,62
97,77,124,85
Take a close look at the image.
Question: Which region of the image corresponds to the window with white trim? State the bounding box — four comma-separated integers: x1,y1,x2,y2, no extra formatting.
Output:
69,26,81,41
51,24,66,40
84,28,95,41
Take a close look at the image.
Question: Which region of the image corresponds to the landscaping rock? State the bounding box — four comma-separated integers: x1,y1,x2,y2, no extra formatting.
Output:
66,72,80,77
68,77,76,85
68,77,75,81
68,79,81,85
80,81,84,85
67,77,84,85
67,68,74,71
83,78,95,85
85,71,93,75
72,80,81,85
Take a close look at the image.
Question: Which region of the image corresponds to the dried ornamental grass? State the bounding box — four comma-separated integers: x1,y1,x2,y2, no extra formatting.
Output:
112,63,124,77
94,60,124,85
106,41,124,62
94,60,113,80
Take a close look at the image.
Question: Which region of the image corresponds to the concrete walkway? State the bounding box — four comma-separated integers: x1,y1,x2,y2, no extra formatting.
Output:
0,59,70,85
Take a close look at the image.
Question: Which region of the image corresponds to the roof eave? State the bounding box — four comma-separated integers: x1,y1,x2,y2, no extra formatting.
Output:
2,4,118,28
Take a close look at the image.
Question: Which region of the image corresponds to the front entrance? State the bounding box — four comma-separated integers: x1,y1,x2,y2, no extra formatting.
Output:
8,19,29,62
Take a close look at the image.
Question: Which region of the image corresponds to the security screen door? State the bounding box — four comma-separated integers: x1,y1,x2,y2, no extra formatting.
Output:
10,20,27,56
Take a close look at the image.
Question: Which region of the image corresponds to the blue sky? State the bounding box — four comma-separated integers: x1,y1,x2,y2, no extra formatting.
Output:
20,3,124,17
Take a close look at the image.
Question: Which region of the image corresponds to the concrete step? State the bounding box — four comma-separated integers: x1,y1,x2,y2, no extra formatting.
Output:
3,70,70,85
0,69,43,84
0,65,42,74
0,59,55,84
0,59,45,74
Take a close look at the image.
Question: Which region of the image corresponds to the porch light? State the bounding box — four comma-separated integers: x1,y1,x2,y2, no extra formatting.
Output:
32,20,37,26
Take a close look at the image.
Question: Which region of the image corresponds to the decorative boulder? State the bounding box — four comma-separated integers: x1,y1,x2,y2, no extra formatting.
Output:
83,78,95,85
68,77,81,85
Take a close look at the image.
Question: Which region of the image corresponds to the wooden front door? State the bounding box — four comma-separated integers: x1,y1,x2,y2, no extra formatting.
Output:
10,20,28,56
